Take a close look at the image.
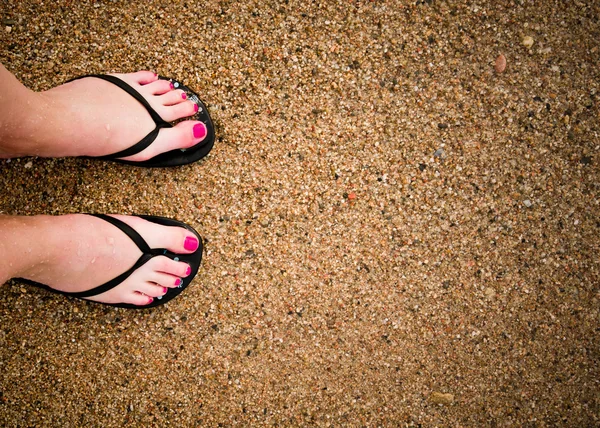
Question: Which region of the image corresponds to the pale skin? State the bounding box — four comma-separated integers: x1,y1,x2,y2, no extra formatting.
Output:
0,63,208,306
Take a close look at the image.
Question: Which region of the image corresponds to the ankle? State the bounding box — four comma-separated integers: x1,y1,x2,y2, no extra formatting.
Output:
0,89,51,158
0,215,60,281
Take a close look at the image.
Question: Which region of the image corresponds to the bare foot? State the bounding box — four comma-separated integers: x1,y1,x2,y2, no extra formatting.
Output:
0,214,201,306
0,66,207,161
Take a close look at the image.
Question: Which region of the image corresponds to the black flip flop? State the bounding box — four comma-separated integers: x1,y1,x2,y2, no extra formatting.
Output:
66,74,215,167
17,214,203,309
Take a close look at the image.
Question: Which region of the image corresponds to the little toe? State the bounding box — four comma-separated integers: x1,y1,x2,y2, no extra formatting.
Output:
119,121,206,162
113,71,158,86
135,294,156,306
88,289,153,306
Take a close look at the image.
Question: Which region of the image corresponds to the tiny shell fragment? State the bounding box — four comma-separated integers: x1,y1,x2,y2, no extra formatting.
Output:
495,54,507,73
430,392,454,405
522,36,534,48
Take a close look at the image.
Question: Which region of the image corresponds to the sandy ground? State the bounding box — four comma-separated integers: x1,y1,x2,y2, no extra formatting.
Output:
0,0,598,426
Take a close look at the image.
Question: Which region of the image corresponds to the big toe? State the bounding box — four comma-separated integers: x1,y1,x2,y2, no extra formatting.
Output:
118,121,207,162
107,215,201,258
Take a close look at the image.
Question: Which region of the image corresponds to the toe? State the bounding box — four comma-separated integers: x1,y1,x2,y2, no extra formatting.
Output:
138,283,169,298
130,293,155,306
156,100,199,122
117,71,158,85
158,89,188,106
148,271,183,288
159,224,200,255
119,121,206,162
149,256,192,278
91,290,153,306
108,214,201,255
140,79,174,95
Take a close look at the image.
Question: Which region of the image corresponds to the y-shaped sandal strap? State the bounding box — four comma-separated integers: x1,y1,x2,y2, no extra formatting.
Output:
64,214,163,299
65,74,172,160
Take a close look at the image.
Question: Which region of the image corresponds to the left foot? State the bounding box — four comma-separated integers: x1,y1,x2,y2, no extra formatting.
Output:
0,66,207,161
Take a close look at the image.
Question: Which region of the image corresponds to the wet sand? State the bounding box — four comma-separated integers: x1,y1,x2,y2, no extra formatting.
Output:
0,1,598,426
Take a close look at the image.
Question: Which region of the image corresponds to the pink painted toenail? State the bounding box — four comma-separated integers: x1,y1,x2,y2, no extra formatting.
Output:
181,92,187,100
170,82,174,89
175,278,182,286
185,266,192,276
163,287,168,294
148,297,154,304
193,103,199,113
193,123,206,139
184,236,199,251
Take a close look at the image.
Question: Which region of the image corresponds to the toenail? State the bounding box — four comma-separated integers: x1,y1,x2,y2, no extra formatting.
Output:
175,278,182,286
170,82,174,89
193,103,199,113
181,92,187,100
193,123,206,139
185,265,191,276
184,236,199,251
148,297,154,304
163,287,168,294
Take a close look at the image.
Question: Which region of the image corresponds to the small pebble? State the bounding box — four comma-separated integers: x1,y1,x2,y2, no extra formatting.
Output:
495,54,507,73
522,36,534,48
24,161,33,169
430,392,454,405
433,148,445,159
523,199,533,208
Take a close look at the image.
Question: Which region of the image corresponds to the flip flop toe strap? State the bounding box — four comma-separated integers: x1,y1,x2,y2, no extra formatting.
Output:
67,254,154,298
64,214,160,299
95,123,171,160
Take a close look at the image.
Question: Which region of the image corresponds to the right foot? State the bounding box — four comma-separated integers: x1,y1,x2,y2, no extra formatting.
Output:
1,214,201,306
0,66,207,161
